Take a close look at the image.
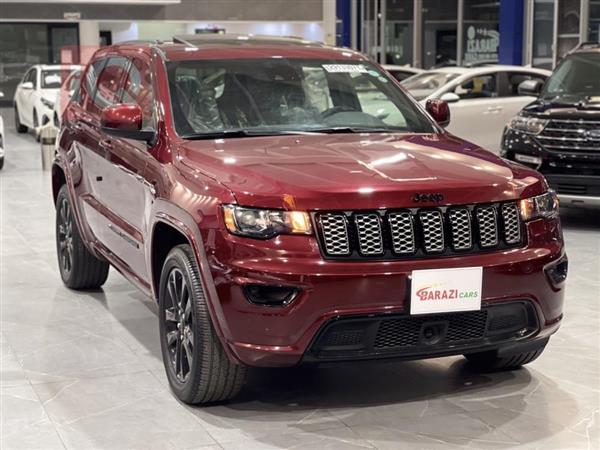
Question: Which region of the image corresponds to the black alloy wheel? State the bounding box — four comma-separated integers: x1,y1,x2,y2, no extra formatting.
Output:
163,267,194,382
57,195,74,277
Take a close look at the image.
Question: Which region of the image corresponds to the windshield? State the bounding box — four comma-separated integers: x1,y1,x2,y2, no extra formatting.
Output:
541,53,600,98
167,59,435,138
41,69,73,89
401,71,460,100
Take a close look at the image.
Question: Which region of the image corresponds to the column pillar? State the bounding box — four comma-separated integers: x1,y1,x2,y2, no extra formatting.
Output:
78,21,100,64
499,0,525,65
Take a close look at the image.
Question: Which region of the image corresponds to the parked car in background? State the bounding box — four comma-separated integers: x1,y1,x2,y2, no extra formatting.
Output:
53,68,82,127
382,64,423,82
13,64,81,139
53,36,566,405
502,42,600,207
402,66,551,152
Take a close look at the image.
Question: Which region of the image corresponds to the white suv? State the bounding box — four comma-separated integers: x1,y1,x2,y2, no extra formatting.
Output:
402,65,551,152
13,64,81,139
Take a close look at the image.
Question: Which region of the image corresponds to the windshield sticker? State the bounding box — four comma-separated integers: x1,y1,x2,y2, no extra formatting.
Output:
323,64,368,73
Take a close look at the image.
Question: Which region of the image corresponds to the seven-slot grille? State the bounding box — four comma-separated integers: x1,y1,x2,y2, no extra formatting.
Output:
536,118,600,153
315,202,522,260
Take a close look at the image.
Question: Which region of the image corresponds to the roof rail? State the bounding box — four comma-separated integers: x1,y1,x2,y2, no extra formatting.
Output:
574,41,600,50
172,34,324,48
116,39,164,45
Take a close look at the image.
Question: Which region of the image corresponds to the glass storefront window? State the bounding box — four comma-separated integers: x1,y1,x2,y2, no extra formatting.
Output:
384,0,414,65
0,23,78,102
591,0,600,42
557,0,581,60
422,0,457,69
463,0,499,64
532,0,555,69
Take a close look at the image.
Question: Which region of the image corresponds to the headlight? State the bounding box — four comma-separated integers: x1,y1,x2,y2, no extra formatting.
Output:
41,98,55,109
222,205,312,239
519,191,559,221
508,115,548,135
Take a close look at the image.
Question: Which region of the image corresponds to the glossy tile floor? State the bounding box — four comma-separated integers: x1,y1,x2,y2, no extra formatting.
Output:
1,107,599,450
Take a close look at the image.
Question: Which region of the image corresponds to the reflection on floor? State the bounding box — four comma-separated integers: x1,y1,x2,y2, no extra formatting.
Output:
1,107,599,450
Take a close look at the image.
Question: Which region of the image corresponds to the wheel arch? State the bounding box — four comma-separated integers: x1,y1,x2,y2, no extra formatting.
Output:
150,220,190,301
51,163,66,206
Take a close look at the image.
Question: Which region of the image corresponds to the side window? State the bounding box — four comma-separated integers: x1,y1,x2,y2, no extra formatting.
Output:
90,56,129,115
454,74,497,99
121,58,155,128
505,72,547,96
80,58,107,110
31,69,39,89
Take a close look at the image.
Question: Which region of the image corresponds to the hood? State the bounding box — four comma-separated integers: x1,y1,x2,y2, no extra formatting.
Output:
524,94,600,119
177,133,546,210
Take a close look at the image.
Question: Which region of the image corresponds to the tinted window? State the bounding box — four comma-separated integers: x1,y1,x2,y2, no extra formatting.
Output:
41,69,72,89
81,59,107,110
504,72,546,96
91,56,128,115
167,59,435,137
121,58,154,128
542,53,600,97
454,74,497,99
401,71,460,100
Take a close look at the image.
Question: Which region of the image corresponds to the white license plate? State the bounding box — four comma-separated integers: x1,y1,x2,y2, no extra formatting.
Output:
410,267,483,315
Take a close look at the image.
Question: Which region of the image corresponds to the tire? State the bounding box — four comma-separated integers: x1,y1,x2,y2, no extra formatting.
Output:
0,156,4,170
14,106,27,133
464,347,545,371
55,185,109,290
159,244,246,404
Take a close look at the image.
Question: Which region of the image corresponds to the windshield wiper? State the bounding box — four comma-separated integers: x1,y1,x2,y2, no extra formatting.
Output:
181,129,322,140
306,126,403,134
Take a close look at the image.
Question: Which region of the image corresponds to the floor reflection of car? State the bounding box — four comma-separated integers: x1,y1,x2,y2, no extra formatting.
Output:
382,65,423,82
13,64,81,139
53,69,82,127
402,66,551,152
0,92,4,170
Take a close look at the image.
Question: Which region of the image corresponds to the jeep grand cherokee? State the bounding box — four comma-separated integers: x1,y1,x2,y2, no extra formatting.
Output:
53,35,567,404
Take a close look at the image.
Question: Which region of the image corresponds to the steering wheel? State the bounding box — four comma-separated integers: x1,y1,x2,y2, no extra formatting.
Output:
320,105,357,119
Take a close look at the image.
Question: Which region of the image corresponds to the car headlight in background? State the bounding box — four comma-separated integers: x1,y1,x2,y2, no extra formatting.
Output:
41,98,55,109
223,205,312,238
508,115,548,135
519,191,559,221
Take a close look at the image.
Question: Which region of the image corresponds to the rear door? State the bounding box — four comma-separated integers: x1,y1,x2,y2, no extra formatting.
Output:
443,72,503,152
99,56,157,280
18,69,37,126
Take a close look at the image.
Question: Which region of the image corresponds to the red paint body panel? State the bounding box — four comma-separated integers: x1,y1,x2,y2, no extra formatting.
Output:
54,41,566,368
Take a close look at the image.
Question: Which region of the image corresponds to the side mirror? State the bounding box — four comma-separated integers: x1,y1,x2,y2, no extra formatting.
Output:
518,79,543,96
21,81,34,90
101,103,155,142
440,92,460,103
426,99,451,128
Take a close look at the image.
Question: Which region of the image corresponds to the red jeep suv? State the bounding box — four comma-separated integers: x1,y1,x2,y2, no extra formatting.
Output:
53,35,567,404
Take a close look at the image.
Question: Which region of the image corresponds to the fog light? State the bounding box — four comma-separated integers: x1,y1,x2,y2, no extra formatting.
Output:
243,284,300,307
545,256,568,286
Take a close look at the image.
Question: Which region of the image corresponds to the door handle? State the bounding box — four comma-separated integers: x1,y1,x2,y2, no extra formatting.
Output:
99,139,113,150
486,106,502,113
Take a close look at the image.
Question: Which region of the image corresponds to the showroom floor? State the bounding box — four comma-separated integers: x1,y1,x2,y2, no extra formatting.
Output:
1,107,599,450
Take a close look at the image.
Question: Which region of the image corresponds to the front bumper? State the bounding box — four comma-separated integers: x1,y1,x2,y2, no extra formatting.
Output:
203,217,565,367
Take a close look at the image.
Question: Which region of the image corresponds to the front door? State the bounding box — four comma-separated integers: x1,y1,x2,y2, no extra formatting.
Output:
445,73,503,152
100,56,157,281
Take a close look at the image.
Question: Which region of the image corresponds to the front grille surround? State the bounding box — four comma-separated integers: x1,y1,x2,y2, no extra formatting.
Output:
537,118,600,154
313,201,524,261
